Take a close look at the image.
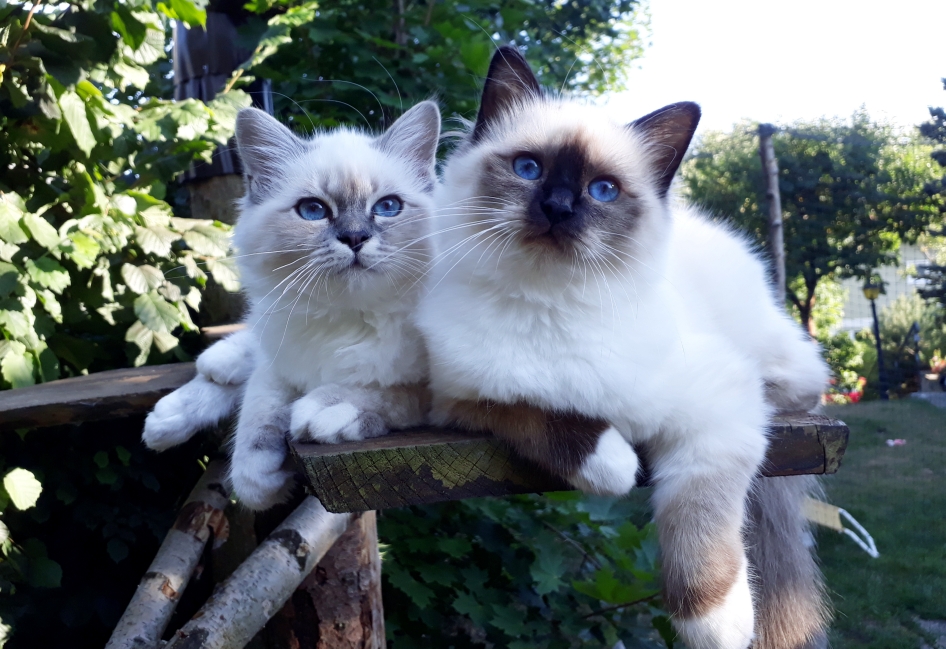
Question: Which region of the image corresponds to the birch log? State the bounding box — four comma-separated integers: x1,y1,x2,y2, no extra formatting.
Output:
164,497,351,649
267,511,385,648
106,461,230,649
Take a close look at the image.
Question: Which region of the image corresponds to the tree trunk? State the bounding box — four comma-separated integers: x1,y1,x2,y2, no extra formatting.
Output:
758,124,786,305
266,511,385,649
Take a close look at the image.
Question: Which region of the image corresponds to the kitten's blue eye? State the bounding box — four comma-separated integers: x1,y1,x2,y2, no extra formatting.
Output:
296,198,329,221
371,196,402,218
588,178,620,202
513,156,542,180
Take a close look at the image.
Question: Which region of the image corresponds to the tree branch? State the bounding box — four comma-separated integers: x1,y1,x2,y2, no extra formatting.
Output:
106,460,230,649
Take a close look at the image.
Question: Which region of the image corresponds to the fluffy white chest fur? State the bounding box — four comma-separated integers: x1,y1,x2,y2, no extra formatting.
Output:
249,297,427,393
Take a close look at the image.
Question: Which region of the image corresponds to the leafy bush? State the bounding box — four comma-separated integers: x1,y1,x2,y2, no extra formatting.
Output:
380,493,671,649
0,0,244,644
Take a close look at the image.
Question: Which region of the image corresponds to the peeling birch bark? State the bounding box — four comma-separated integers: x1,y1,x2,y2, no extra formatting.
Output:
165,496,351,649
106,461,230,649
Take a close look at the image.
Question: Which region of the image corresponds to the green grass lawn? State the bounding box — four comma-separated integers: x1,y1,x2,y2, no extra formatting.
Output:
820,399,946,648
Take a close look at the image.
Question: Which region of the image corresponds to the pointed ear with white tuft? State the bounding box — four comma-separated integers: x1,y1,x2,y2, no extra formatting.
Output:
628,102,701,198
375,101,441,190
235,108,307,203
472,46,541,143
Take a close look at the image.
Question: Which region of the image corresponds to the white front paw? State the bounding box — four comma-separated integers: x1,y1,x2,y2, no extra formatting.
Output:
229,446,294,511
290,394,386,444
196,332,254,386
568,426,639,496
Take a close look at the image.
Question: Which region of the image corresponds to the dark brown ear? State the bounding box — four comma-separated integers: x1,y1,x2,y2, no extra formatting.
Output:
472,46,541,142
629,102,701,197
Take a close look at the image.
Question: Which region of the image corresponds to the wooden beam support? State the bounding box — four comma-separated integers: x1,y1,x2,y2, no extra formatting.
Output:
291,413,849,513
0,363,195,430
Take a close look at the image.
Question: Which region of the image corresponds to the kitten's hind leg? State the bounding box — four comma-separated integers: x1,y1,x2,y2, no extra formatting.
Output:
230,365,296,511
290,382,430,444
438,399,639,496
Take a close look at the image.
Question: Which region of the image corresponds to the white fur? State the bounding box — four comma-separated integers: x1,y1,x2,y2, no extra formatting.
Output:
229,105,438,509
415,97,829,642
195,329,255,385
291,397,360,443
675,559,755,649
143,374,244,451
568,426,638,496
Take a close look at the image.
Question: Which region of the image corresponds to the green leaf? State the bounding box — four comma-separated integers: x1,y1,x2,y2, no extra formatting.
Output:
115,446,132,465
156,0,206,27
135,224,179,257
25,258,70,294
64,232,100,269
59,90,97,157
93,451,109,468
0,202,28,244
205,258,240,292
3,469,42,510
106,538,129,563
1,351,35,388
122,263,164,295
0,262,20,297
28,556,62,588
134,292,180,333
124,320,153,366
152,330,179,353
183,225,229,257
386,566,435,608
0,310,31,338
22,213,60,250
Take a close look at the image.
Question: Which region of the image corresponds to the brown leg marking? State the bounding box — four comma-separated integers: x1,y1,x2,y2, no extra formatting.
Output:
656,475,745,620
444,399,609,477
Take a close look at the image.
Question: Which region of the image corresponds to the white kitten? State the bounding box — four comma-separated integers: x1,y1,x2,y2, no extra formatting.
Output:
145,102,440,511
415,48,829,649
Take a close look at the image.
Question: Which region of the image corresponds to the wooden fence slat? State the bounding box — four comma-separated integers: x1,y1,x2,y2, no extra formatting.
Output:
292,413,849,513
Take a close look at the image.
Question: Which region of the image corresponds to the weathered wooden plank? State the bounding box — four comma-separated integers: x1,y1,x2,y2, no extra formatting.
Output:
0,363,196,430
292,413,849,513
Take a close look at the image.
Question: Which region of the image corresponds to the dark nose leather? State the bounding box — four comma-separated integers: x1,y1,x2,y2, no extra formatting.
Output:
337,231,370,251
541,188,576,225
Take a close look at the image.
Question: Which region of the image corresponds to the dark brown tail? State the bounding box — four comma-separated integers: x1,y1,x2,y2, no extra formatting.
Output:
745,474,830,649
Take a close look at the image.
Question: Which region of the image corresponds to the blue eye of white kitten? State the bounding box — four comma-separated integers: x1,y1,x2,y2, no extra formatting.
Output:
371,196,402,218
296,198,329,221
588,178,619,202
513,155,542,180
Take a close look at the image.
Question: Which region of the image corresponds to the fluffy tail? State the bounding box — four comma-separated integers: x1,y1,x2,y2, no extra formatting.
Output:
745,474,829,649
143,375,244,451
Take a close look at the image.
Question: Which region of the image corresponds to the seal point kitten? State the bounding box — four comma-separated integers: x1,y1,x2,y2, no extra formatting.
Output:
416,47,829,649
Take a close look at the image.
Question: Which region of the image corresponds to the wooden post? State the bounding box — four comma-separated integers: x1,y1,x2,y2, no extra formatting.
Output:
267,511,385,649
759,123,786,305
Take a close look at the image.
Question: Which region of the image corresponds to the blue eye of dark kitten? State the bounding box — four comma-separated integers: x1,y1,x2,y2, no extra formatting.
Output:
513,156,542,180
372,196,402,218
588,178,620,202
296,198,329,221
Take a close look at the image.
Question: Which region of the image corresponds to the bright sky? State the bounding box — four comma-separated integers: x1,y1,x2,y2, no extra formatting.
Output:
602,0,946,135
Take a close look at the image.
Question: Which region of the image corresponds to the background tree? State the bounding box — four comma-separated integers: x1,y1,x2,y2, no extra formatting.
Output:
230,0,645,132
683,113,939,334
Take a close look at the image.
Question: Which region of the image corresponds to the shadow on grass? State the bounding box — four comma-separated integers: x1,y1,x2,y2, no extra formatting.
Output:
821,399,946,648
